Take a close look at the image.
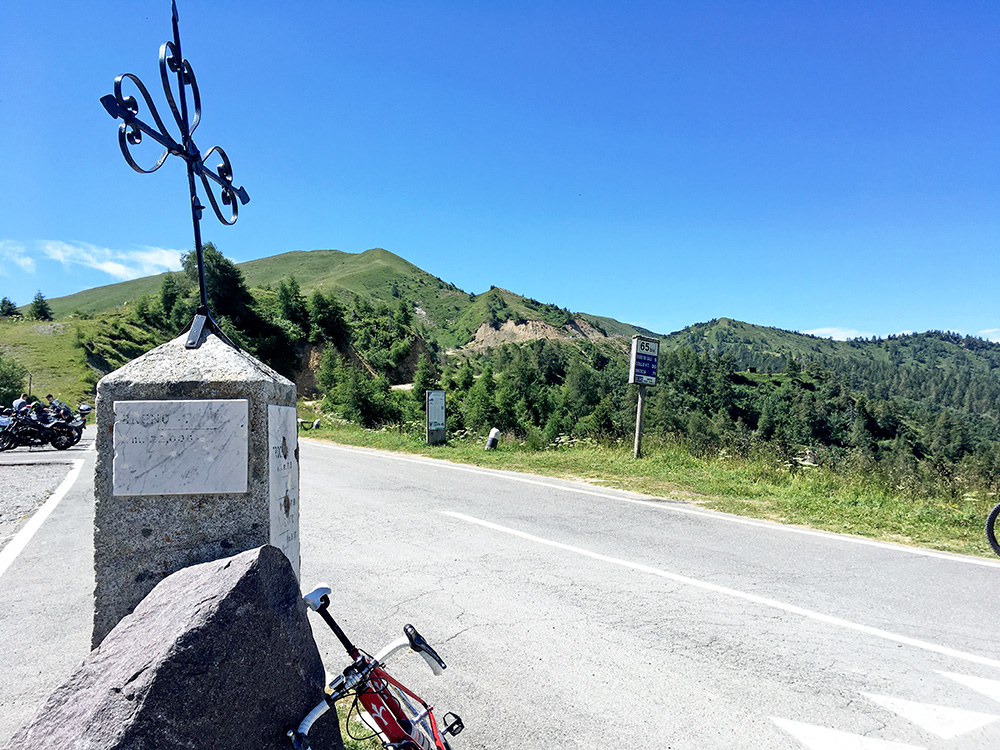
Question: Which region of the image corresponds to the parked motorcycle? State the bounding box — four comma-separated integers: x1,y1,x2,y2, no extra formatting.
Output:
47,399,87,445
0,405,76,450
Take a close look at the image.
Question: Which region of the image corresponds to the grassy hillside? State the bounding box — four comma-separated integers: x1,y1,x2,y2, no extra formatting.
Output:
664,318,857,362
0,314,166,406
45,274,167,319
11,246,658,402
45,247,655,350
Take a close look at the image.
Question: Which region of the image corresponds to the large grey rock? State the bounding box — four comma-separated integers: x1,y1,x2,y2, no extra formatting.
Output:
5,546,342,750
93,329,299,646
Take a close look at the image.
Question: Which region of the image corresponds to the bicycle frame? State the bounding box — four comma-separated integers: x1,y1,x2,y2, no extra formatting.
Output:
354,663,445,750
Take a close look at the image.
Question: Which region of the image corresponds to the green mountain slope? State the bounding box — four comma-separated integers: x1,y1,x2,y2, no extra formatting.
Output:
46,247,655,349
663,317,1000,430
45,274,168,318
665,316,1000,374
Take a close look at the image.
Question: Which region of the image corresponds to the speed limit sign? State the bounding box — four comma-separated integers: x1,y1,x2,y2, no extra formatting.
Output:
629,335,659,386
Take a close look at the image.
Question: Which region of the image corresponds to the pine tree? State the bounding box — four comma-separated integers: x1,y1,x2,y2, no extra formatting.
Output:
181,242,253,324
455,360,475,391
159,274,183,317
28,291,52,321
411,356,435,412
316,348,340,393
277,277,310,337
394,298,412,329
308,291,349,348
0,296,17,316
463,363,498,432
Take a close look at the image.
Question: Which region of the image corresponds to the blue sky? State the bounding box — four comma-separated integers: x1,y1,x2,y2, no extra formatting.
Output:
1,1,997,340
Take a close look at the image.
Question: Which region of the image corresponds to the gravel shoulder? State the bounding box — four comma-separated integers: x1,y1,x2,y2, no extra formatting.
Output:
0,464,74,553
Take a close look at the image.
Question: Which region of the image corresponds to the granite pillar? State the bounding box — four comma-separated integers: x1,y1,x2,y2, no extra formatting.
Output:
92,329,299,647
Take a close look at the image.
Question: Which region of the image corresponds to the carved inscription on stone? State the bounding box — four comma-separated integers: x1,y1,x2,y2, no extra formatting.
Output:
113,399,249,496
268,404,300,576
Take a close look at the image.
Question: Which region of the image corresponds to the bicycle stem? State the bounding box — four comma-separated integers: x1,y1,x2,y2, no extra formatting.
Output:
317,598,359,657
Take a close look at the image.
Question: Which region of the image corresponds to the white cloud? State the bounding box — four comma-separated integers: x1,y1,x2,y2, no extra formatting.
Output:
979,329,1000,343
0,240,37,275
803,326,875,341
38,240,182,280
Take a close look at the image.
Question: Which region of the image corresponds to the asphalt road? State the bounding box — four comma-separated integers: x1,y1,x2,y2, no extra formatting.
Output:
2,434,1000,749
298,440,1000,750
0,428,95,742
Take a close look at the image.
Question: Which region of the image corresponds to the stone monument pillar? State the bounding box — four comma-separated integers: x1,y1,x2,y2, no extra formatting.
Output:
92,328,299,647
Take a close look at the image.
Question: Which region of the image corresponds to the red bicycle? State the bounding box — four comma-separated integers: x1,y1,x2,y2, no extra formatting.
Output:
287,586,465,750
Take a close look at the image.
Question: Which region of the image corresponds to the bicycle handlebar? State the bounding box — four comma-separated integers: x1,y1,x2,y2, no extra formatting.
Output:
372,631,445,676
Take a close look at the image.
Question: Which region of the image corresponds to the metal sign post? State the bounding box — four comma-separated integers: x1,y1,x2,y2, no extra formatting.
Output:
628,335,659,458
100,0,249,349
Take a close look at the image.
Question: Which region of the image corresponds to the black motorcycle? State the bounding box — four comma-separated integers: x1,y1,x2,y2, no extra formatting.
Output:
0,406,75,451
47,399,87,445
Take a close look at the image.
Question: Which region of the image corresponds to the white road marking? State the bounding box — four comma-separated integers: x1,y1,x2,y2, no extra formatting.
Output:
939,672,1000,703
306,439,1000,568
862,692,999,739
0,459,85,580
772,718,925,749
442,511,1000,670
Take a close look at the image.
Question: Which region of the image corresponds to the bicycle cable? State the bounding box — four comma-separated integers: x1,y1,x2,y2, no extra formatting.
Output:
342,687,381,745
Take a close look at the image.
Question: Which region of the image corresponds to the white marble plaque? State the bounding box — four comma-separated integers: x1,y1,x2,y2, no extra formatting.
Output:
268,404,300,576
113,399,249,496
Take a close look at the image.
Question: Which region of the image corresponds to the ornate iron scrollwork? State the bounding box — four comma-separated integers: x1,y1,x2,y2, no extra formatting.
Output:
100,1,249,347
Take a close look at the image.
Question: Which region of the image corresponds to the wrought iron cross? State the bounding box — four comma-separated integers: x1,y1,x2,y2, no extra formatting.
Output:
100,0,249,349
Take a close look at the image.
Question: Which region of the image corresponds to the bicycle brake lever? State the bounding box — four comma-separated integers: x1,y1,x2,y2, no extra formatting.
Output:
404,624,447,673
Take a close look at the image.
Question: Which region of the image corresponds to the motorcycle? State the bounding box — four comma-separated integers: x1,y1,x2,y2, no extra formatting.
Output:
0,405,76,451
47,399,87,445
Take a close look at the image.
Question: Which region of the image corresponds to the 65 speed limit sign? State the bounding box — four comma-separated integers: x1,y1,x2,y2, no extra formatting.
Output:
629,335,659,386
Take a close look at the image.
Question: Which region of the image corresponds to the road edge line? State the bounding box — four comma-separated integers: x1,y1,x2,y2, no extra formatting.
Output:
443,510,1000,671
0,459,85,580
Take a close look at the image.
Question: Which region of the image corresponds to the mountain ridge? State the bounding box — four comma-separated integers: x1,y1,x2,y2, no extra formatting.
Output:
44,247,662,349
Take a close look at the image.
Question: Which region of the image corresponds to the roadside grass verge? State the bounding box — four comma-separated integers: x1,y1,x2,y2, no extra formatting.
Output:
334,697,381,749
298,404,997,559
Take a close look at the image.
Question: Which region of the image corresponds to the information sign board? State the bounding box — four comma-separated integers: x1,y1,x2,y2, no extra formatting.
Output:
426,390,446,445
427,390,446,430
629,336,659,386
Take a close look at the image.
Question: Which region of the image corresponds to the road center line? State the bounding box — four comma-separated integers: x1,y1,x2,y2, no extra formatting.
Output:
0,459,85,580
443,510,1000,671
305,440,1000,569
